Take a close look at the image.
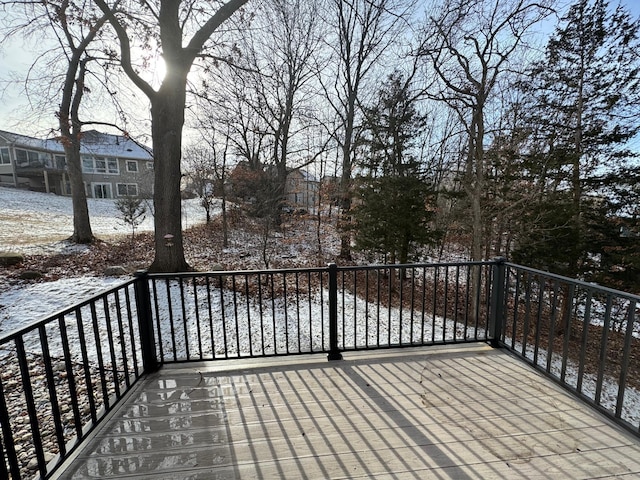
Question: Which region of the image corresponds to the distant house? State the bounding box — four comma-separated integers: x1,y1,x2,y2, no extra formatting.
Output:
228,162,320,210
0,129,153,198
284,169,319,210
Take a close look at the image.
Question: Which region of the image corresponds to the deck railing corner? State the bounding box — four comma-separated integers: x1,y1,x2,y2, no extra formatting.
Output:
489,257,507,348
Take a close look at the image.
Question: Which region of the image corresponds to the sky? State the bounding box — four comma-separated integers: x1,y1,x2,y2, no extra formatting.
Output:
1,0,640,138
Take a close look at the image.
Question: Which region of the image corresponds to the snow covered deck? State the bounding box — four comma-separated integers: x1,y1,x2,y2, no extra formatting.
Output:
54,344,640,479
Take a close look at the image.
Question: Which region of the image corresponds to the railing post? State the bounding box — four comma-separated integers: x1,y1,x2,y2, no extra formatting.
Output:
489,257,507,348
134,270,160,372
327,263,343,360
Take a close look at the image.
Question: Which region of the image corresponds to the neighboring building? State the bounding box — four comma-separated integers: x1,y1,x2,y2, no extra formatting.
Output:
228,163,320,210
284,169,319,210
0,129,153,198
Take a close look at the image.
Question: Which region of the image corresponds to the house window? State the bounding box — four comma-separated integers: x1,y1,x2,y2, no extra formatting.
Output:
16,149,27,167
146,161,154,170
117,183,138,197
15,149,43,167
82,156,119,174
0,147,10,165
54,155,66,170
92,183,112,199
126,160,138,172
42,152,53,169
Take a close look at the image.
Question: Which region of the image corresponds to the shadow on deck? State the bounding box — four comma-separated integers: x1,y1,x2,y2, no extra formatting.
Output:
54,344,640,479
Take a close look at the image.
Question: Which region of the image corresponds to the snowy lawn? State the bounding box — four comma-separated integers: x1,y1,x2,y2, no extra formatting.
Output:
0,185,209,330
0,186,207,253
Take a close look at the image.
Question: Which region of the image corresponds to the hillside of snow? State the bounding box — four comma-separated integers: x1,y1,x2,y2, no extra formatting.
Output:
0,186,207,254
0,186,209,330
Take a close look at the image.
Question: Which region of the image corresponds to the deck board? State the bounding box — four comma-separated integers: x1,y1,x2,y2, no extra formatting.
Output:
54,344,640,479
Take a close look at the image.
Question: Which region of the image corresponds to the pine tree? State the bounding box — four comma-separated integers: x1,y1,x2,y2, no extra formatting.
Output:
352,72,438,264
514,0,640,277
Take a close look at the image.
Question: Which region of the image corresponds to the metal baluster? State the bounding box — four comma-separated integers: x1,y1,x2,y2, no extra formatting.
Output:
205,275,215,359
595,294,613,406
75,307,97,423
102,298,121,398
192,276,203,360
113,292,131,388
283,272,289,354
245,274,253,357
15,337,47,478
616,301,636,419
89,302,109,409
576,290,593,394
179,277,190,360
38,325,66,457
123,286,140,377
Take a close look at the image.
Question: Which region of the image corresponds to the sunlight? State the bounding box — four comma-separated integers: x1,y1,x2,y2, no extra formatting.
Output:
148,54,166,90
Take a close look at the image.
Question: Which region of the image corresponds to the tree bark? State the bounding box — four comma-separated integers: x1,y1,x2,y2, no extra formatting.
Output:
148,71,190,272
65,136,94,243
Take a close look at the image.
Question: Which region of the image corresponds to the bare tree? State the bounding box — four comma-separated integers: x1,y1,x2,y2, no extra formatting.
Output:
183,145,218,224
1,0,118,243
54,1,110,243
238,0,324,222
417,0,553,262
184,122,233,246
322,0,414,260
197,60,267,172
94,0,249,272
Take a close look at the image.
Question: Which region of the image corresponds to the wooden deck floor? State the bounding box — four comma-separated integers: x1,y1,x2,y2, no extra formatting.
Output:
54,344,640,479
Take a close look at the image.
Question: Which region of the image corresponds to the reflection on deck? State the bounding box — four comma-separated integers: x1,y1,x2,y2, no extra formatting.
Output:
55,345,640,479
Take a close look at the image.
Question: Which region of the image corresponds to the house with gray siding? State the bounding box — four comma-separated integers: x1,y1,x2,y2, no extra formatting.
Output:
0,129,153,198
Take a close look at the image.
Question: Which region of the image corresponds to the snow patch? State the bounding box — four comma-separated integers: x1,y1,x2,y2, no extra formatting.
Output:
0,186,208,254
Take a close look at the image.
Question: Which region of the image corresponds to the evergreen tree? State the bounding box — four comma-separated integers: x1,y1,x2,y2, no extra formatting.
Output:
584,166,640,291
352,72,438,264
514,0,640,277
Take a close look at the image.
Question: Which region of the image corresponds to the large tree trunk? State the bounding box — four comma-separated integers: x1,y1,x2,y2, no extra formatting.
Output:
65,142,94,243
93,0,248,272
466,102,485,324
59,53,95,244
148,74,190,273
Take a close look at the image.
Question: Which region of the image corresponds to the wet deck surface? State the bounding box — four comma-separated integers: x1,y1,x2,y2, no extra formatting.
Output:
55,344,640,479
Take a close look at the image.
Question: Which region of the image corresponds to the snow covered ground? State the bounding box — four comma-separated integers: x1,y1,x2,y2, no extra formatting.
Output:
0,185,208,332
0,186,206,254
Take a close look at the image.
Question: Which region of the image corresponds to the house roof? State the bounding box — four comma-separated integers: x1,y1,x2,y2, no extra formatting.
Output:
79,130,152,160
0,130,57,152
0,129,153,161
287,168,319,182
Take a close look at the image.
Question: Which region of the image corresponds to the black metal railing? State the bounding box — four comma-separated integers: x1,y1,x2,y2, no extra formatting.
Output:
0,280,144,480
143,261,495,363
1,259,638,479
494,261,640,438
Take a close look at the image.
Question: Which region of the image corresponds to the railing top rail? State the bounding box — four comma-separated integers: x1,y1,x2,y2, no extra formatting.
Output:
145,266,329,279
144,260,499,280
0,278,136,345
504,262,640,302
334,260,496,272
